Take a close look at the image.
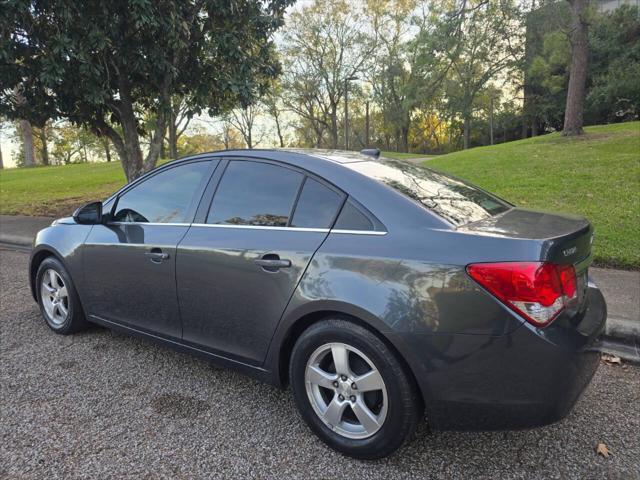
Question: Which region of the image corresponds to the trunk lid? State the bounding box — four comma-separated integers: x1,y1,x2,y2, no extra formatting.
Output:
460,208,594,310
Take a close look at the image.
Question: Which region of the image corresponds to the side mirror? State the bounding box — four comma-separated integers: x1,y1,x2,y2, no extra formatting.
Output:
73,201,103,225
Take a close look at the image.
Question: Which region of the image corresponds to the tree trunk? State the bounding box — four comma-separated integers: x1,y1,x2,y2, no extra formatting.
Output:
365,101,370,148
105,140,112,162
40,125,49,166
0,143,4,169
330,105,338,149
169,110,178,158
20,119,36,167
463,115,471,150
563,0,589,137
274,112,285,148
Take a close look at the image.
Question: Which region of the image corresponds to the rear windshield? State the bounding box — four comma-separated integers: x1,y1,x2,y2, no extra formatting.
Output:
345,159,510,226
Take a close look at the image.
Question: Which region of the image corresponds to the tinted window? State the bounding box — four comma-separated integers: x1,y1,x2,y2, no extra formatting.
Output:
291,178,343,228
207,161,303,227
334,199,374,231
345,159,510,226
113,161,210,223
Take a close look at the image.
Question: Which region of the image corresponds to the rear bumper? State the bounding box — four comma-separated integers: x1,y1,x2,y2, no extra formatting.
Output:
400,283,607,431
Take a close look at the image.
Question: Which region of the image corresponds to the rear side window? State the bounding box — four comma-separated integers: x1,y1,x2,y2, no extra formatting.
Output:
207,161,303,227
345,159,510,226
113,161,211,223
333,199,374,231
291,178,344,229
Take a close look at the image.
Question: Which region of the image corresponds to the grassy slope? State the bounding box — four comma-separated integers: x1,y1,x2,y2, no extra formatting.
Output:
427,122,640,269
0,161,127,217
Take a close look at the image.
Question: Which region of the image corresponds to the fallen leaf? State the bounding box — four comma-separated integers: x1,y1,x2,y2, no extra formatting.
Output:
596,442,610,458
586,193,594,198
601,354,622,365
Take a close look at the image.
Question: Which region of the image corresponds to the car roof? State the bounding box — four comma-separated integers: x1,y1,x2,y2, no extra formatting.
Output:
204,148,374,165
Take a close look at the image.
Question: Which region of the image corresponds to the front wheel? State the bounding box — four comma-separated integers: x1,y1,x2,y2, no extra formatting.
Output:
36,256,87,335
289,318,422,459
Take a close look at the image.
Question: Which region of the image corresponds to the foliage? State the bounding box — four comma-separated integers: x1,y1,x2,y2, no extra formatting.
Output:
281,0,374,148
176,128,225,157
528,31,571,129
525,4,640,132
1,0,292,181
429,121,640,269
585,5,640,123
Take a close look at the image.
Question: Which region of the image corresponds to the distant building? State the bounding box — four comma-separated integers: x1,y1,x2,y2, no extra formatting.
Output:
597,0,639,12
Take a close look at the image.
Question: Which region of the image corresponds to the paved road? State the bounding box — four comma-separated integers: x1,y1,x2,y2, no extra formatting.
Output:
1,249,639,479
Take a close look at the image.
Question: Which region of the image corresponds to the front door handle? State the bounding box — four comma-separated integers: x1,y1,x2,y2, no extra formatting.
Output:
255,254,291,272
145,248,169,263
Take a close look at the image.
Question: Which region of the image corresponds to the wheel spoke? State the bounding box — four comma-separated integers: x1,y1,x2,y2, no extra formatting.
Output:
42,282,56,294
307,365,337,389
57,301,68,317
352,398,382,434
322,396,347,427
331,344,350,376
49,270,58,288
58,286,68,299
353,369,384,392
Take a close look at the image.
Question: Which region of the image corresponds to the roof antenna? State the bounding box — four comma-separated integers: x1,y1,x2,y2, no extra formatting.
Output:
360,148,380,159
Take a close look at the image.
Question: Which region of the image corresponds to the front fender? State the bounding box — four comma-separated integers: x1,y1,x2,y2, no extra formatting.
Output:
29,224,93,301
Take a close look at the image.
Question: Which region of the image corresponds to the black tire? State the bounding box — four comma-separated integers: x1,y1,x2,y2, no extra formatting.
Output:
289,318,422,459
35,256,87,335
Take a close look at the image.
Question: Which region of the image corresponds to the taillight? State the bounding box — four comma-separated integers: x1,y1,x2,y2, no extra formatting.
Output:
466,262,578,328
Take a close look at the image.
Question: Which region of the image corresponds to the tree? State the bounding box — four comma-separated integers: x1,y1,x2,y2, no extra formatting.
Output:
167,96,193,159
1,0,292,182
18,119,35,167
436,0,523,149
365,0,420,153
282,0,375,148
263,82,287,148
585,5,640,123
563,0,590,136
33,121,50,165
229,106,264,149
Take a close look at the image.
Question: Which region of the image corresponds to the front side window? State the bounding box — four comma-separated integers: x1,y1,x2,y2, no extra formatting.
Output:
113,161,211,223
345,159,510,226
207,161,303,227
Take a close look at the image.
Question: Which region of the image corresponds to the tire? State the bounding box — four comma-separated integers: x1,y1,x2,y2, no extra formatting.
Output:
35,256,87,335
289,318,422,459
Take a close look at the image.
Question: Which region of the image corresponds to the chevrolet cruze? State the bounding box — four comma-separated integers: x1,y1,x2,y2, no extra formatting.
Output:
29,149,607,458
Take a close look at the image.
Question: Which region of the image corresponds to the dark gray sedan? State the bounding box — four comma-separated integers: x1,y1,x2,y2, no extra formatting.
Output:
29,149,607,459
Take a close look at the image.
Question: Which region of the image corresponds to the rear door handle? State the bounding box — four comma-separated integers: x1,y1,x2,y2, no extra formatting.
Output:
145,248,169,263
255,254,291,272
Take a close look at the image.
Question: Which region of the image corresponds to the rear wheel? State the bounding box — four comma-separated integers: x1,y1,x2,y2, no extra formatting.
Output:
36,257,87,335
289,318,422,459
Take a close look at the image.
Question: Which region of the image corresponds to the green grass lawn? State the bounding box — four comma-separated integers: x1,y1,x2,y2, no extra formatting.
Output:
427,122,640,270
0,161,127,217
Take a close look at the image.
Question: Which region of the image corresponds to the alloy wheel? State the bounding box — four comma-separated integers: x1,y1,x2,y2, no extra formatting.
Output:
40,269,69,326
304,342,388,439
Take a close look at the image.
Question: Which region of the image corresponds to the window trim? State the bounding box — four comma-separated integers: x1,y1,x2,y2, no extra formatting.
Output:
108,158,216,225
202,158,348,230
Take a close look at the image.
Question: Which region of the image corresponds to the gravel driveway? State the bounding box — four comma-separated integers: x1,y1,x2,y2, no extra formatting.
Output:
1,248,639,479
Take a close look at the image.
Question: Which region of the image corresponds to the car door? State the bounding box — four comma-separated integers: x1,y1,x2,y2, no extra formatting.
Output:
82,159,216,338
176,158,345,365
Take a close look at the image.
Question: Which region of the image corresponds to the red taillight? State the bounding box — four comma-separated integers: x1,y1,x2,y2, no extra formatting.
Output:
466,262,578,328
